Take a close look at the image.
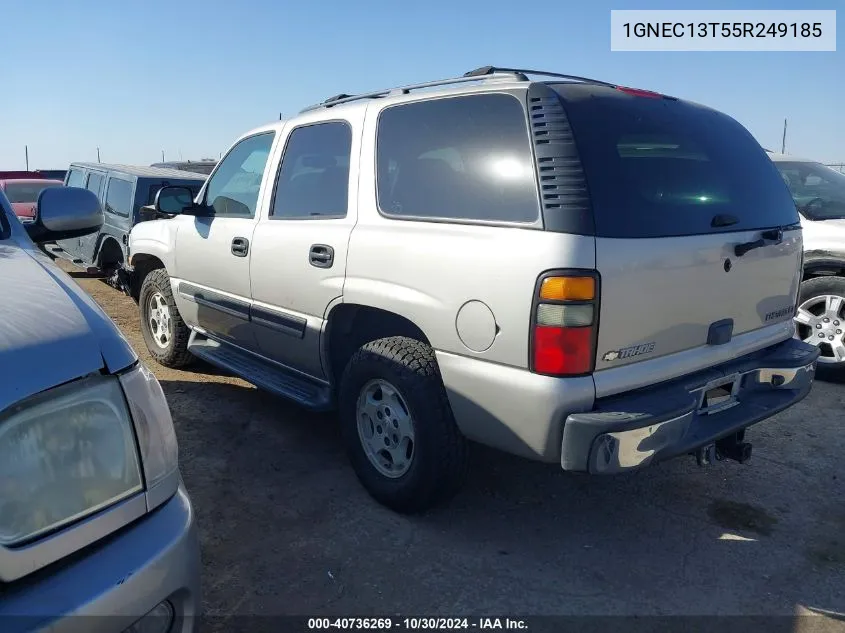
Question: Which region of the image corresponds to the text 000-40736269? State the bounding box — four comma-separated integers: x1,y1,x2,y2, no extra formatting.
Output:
306,618,530,630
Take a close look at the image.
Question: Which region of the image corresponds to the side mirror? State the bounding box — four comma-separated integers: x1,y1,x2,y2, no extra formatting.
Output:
25,187,104,243
155,186,195,215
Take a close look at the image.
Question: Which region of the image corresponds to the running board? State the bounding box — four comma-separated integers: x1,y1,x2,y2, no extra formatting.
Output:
187,332,333,411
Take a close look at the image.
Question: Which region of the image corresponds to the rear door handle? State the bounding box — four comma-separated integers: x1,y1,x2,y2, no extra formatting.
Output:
231,237,249,257
309,244,334,268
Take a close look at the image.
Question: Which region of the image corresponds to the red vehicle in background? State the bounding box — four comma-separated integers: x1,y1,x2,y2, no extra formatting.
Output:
0,178,64,222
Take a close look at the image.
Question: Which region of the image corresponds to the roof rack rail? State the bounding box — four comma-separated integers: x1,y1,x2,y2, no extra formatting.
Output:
323,93,353,104
463,66,618,88
300,70,521,113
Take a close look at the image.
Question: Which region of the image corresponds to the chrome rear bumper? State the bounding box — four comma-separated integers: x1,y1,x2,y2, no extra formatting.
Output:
561,338,819,474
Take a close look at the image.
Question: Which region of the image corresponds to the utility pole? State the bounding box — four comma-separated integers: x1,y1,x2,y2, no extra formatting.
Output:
781,118,787,154
97,147,101,163
25,145,29,171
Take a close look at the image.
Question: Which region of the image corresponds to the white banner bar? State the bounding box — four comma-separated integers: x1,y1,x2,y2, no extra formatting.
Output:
611,10,836,51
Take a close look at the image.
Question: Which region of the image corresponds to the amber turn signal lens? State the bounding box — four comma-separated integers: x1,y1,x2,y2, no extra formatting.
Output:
539,276,595,301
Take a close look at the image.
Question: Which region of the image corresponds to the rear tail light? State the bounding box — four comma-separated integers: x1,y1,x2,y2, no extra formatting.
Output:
616,86,663,99
530,272,599,376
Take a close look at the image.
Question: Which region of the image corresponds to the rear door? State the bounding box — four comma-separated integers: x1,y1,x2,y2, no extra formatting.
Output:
78,171,106,265
250,118,359,380
102,175,135,262
56,167,89,259
553,85,802,395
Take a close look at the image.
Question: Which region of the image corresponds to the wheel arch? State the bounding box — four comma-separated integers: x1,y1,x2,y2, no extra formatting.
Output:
95,235,125,268
803,250,845,280
128,253,166,301
324,303,432,385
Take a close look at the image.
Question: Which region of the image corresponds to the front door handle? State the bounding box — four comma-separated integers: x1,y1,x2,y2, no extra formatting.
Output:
309,244,334,268
231,237,249,257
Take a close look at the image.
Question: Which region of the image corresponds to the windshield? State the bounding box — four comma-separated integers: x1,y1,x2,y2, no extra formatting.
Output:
773,161,845,221
3,181,63,204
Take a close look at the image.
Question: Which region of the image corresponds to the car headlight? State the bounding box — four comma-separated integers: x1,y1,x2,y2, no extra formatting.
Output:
119,363,180,511
0,376,143,546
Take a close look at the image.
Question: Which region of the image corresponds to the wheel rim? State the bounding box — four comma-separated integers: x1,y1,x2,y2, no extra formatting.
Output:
146,291,173,350
795,293,845,364
355,379,415,478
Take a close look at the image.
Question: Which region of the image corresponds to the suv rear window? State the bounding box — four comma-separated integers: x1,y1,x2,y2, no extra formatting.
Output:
553,84,799,238
3,181,63,203
105,177,133,217
376,93,540,224
66,169,85,188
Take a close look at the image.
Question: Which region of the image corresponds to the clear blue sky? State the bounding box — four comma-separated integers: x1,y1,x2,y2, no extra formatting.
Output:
2,0,842,169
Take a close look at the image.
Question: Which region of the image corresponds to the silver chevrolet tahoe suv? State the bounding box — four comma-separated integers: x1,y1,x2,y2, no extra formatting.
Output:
127,66,819,513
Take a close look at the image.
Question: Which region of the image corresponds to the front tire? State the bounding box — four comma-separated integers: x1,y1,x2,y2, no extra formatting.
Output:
795,276,845,379
139,268,194,368
339,336,469,514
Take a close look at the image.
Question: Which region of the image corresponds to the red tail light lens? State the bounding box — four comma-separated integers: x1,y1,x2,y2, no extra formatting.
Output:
530,273,599,376
533,326,593,375
616,86,662,99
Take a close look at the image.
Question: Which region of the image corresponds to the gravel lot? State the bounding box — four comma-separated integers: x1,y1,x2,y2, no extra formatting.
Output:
62,263,845,630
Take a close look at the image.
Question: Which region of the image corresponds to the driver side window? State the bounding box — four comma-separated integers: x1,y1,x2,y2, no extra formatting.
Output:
204,132,275,218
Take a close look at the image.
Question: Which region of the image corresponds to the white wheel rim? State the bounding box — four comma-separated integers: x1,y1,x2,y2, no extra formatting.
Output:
356,379,415,478
795,293,845,364
147,291,173,350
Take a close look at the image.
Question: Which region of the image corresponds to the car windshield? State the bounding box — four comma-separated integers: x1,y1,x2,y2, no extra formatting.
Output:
774,161,845,221
4,181,63,204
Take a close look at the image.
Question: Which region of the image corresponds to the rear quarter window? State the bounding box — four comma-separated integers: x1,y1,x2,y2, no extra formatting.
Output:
553,85,799,238
376,93,540,224
66,169,86,188
105,177,134,217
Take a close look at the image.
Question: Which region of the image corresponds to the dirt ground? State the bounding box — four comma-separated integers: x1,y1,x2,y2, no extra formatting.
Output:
63,263,845,629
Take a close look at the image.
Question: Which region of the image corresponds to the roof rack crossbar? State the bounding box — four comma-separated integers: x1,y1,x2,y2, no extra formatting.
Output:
300,66,618,113
463,66,618,89
299,71,523,113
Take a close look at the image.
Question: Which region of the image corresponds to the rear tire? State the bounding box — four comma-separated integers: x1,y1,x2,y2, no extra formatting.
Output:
339,336,469,514
796,276,845,379
97,240,125,291
139,268,194,368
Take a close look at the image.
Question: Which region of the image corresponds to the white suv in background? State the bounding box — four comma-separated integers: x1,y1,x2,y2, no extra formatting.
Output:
769,152,845,377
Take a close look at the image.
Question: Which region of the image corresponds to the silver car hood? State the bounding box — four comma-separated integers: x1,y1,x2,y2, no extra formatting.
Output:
0,242,137,412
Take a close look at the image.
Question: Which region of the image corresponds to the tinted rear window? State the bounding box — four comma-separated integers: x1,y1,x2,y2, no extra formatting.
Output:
376,93,540,224
553,85,799,238
86,173,105,196
105,178,133,216
3,181,63,203
66,169,86,188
